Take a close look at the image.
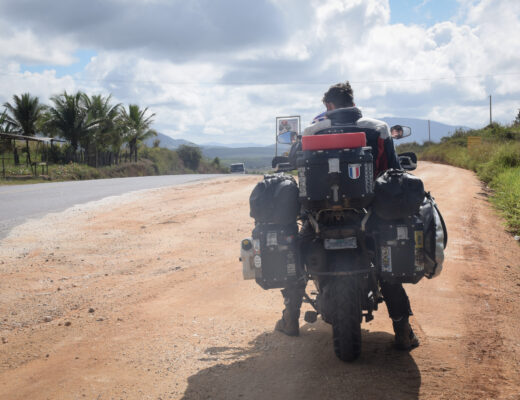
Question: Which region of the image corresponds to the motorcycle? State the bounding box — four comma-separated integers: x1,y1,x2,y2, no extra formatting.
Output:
242,118,437,362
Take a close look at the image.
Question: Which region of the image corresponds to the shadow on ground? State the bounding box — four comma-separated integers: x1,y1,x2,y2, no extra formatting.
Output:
181,322,421,400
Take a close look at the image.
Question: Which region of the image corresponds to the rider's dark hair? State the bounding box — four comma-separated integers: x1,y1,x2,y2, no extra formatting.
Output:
391,125,403,132
322,81,354,108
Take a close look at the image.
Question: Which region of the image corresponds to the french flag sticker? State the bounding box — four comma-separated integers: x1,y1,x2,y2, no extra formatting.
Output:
348,163,361,179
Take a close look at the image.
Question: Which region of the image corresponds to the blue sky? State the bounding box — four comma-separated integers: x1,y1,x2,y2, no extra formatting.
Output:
1,0,519,145
21,49,97,78
389,0,460,26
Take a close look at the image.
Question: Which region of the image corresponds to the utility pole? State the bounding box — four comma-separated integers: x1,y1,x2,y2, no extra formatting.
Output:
428,119,431,142
489,95,492,125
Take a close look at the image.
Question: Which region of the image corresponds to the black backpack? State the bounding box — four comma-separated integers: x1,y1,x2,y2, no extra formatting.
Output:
249,174,299,225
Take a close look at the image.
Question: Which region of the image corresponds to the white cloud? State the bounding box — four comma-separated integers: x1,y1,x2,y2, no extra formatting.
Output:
0,28,77,65
0,64,77,105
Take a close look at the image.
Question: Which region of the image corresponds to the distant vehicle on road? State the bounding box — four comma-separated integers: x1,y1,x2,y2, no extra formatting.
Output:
230,163,246,174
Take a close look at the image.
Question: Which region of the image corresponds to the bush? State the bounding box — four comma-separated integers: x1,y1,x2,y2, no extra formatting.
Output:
103,159,157,177
177,145,202,170
481,124,520,141
47,160,158,181
49,163,101,180
140,147,185,175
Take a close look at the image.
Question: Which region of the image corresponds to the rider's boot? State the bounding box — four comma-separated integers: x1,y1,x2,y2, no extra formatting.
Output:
275,285,304,336
392,316,420,350
275,307,300,336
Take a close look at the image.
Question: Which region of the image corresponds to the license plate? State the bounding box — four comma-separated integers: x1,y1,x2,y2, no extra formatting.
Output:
324,237,357,250
266,231,278,246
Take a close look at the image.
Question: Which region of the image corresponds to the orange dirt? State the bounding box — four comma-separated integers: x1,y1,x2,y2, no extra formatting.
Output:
1,163,519,399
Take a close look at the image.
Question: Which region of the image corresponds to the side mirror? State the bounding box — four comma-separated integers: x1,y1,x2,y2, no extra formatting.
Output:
398,151,417,171
391,125,412,140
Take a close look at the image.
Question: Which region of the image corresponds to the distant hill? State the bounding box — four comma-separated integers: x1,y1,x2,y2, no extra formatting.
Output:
201,141,265,148
143,133,196,149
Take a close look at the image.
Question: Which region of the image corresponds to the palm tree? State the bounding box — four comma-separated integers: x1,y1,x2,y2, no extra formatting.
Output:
0,111,10,132
3,93,46,164
119,104,157,162
45,91,97,152
82,93,121,166
3,93,45,136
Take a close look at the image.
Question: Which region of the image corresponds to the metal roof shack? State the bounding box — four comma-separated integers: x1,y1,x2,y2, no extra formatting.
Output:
0,133,66,178
0,132,66,143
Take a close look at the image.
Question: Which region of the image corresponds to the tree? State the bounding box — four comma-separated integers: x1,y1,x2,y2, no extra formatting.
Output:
515,109,520,125
0,111,12,133
3,93,45,136
44,91,98,151
177,144,202,170
82,93,121,165
3,93,46,164
119,104,157,162
0,111,14,156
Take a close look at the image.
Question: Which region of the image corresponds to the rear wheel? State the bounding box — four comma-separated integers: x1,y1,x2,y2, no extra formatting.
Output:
331,276,362,362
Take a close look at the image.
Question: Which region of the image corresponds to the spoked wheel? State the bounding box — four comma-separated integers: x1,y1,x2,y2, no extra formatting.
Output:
331,276,363,362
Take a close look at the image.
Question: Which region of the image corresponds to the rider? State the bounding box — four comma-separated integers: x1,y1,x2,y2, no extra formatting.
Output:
276,82,420,351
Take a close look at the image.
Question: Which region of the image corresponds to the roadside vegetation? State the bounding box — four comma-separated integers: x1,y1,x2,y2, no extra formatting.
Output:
397,114,520,235
0,92,227,183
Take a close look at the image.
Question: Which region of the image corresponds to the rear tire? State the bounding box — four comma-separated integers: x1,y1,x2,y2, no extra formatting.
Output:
331,277,362,362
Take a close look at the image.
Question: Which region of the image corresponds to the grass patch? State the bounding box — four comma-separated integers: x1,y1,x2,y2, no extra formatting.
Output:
488,167,520,234
47,160,159,181
409,123,520,235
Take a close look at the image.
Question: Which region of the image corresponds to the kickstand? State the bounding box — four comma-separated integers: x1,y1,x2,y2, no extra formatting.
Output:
302,292,318,312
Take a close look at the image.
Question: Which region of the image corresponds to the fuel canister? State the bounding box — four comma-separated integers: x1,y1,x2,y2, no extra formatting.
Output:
240,238,256,280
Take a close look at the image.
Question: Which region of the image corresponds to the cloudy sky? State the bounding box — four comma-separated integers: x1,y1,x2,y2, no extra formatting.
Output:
1,0,519,145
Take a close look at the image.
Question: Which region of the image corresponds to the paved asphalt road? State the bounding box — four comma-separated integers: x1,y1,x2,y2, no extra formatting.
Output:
0,174,224,241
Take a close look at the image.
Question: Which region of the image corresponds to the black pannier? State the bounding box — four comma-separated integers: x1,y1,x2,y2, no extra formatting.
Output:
249,174,299,225
369,213,426,284
252,223,301,289
373,169,425,220
296,146,374,209
369,191,448,284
